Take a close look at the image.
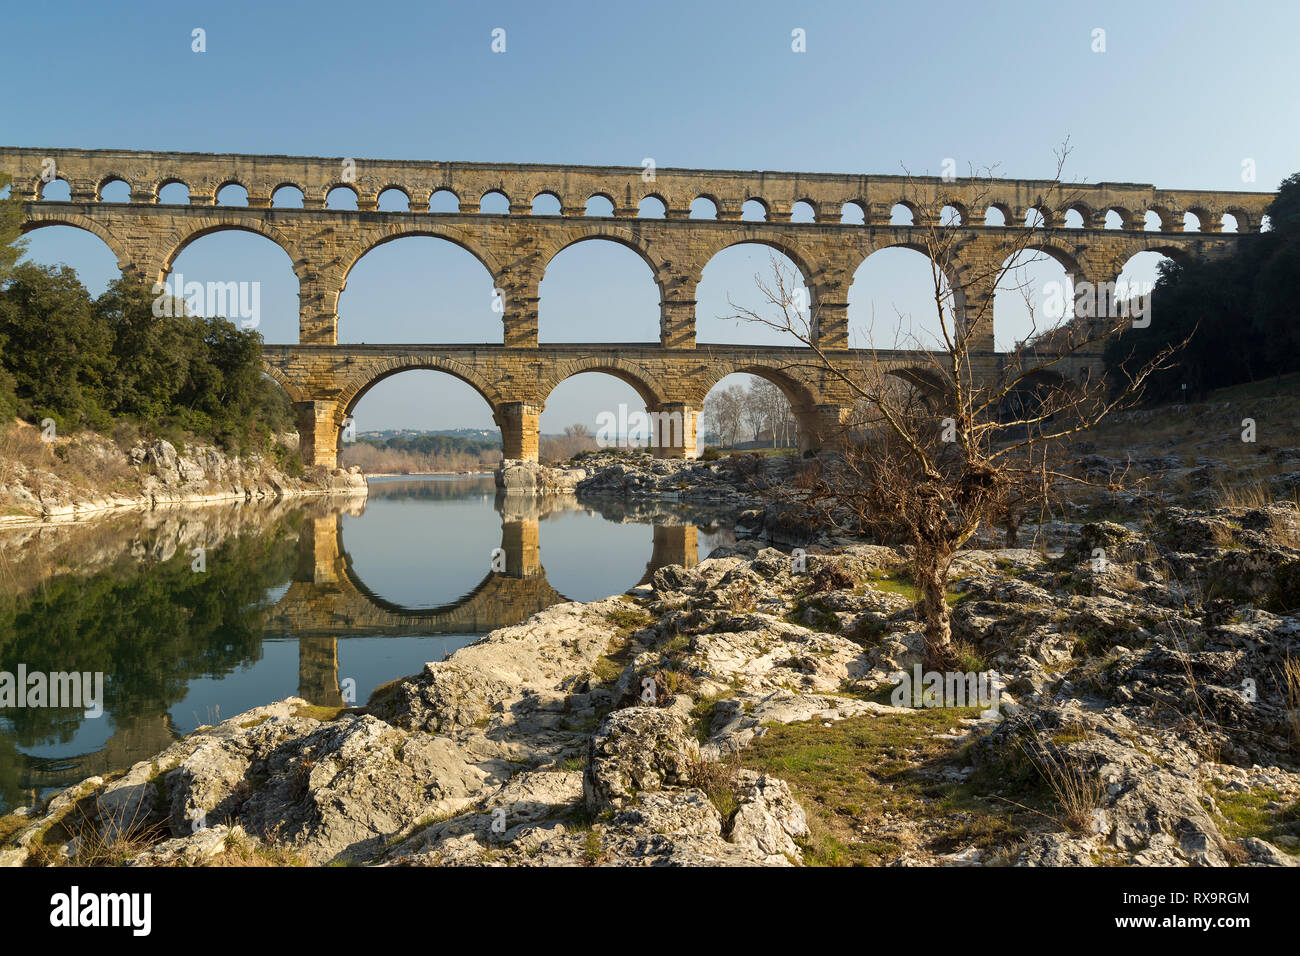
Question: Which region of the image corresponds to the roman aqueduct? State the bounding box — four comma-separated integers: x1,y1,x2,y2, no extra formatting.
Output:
0,147,1273,466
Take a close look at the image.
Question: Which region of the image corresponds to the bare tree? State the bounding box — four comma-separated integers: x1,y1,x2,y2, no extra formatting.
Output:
724,145,1181,666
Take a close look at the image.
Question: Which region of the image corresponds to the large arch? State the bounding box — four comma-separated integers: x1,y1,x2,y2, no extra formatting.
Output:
165,228,300,344
539,369,658,459
339,359,506,421
338,234,501,344
847,243,955,351
537,237,661,343
992,246,1077,353
696,241,814,347
19,218,132,290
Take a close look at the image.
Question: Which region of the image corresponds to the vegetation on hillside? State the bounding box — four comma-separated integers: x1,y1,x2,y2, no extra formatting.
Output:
1106,172,1300,401
0,217,293,454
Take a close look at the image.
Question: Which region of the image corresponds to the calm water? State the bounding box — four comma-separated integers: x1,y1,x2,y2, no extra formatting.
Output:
0,476,735,813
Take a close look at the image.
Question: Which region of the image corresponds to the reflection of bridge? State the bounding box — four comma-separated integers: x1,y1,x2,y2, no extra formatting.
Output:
2,147,1273,468
268,507,700,705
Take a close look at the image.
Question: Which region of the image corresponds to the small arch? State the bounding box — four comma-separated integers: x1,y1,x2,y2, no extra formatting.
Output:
1063,203,1092,229
1182,210,1203,232
637,195,667,218
531,191,562,216
890,203,916,226
97,176,131,203
39,179,72,201
272,185,304,208
429,189,460,213
1143,210,1164,232
840,201,866,225
377,187,411,212
690,196,719,220
742,199,768,222
940,204,963,226
984,205,1008,227
790,200,816,223
478,190,508,214
1223,209,1248,232
1025,207,1047,228
584,194,614,217
216,183,249,207
158,181,191,205
327,185,359,210
1104,209,1126,230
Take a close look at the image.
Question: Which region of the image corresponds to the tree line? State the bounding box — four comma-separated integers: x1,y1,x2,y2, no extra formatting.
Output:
0,174,294,454
701,377,797,448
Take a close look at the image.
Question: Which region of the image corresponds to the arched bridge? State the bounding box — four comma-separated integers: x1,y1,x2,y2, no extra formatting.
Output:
1,147,1272,466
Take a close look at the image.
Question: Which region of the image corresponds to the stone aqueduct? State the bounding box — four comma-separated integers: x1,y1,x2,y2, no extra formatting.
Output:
0,147,1273,466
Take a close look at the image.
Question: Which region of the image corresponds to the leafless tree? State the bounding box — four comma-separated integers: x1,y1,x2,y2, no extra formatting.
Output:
724,144,1181,666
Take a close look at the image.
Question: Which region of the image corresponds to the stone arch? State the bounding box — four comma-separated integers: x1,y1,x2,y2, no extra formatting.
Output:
94,173,132,201
19,213,133,273
215,180,249,205
742,198,769,221
702,235,817,286
159,217,301,282
339,357,507,419
376,185,412,211
984,203,1011,226
1223,206,1253,232
151,177,191,203
1018,241,1084,276
261,363,305,405
539,357,666,410
848,241,960,350
531,189,563,215
637,193,668,218
339,226,503,288
697,362,818,412
539,231,665,294
325,183,360,209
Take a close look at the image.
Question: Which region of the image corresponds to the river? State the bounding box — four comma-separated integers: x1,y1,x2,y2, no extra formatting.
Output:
0,475,737,813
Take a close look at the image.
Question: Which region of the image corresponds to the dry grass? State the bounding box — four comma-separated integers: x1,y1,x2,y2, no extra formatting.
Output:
1281,652,1300,755
1015,730,1107,834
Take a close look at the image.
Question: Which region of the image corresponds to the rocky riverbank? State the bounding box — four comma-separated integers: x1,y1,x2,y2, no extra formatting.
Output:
4,497,1298,866
0,426,366,529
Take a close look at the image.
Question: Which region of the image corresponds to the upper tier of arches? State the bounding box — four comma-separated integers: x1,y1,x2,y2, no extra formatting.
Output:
6,149,1270,235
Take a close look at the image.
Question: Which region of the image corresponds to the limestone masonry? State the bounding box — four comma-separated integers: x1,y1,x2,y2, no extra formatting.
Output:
1,147,1272,466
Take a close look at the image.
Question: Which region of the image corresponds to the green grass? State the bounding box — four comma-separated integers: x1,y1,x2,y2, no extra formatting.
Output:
741,708,1037,866
858,570,970,606
1213,786,1300,854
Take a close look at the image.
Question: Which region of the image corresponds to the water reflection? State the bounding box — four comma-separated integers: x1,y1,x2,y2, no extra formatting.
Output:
0,477,735,811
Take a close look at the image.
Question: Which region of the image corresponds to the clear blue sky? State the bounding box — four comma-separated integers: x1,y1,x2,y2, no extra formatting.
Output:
5,0,1294,433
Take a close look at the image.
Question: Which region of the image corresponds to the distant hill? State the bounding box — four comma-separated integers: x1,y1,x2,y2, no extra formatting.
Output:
358,428,500,444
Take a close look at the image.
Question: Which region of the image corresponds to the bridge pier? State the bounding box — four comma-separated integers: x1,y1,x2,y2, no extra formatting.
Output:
800,403,851,454
651,402,699,459
294,399,343,469
495,401,540,462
